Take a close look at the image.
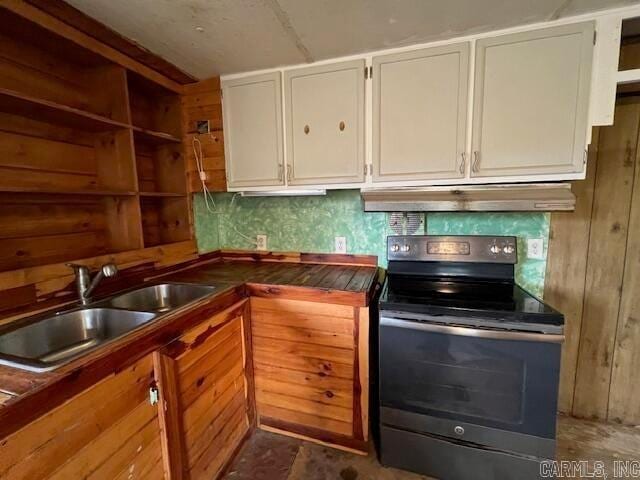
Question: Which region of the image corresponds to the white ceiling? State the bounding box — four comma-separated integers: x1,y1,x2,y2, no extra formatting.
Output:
66,0,640,79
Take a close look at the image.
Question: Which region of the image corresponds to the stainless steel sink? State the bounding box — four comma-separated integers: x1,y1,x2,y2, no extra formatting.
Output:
100,283,215,313
0,308,156,372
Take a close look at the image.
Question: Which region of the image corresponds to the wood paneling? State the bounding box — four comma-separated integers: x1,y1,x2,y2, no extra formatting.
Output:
251,297,369,453
182,77,227,192
0,354,161,480
546,129,599,414
547,98,640,425
609,104,640,424
156,300,251,480
573,100,638,420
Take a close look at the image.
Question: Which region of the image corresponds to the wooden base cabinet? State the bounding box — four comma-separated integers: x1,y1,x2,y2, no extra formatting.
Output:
250,297,369,454
0,294,372,478
0,355,163,480
154,300,254,480
0,301,253,480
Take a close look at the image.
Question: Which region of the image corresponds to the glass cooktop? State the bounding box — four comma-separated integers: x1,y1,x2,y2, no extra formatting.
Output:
380,274,564,329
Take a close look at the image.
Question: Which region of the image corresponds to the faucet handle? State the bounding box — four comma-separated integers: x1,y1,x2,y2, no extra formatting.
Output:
101,263,118,277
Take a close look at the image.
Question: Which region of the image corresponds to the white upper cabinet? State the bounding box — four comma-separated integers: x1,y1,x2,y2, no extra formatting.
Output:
221,19,602,190
471,22,594,178
372,43,470,182
284,60,365,185
222,72,284,188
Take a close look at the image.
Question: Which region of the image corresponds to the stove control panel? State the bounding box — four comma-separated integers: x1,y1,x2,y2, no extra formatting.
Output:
388,235,517,264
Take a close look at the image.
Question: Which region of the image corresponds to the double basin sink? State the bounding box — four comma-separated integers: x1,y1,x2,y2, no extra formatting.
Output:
0,283,216,372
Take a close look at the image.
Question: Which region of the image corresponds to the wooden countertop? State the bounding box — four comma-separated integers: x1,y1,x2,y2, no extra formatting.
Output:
168,259,378,305
0,255,379,438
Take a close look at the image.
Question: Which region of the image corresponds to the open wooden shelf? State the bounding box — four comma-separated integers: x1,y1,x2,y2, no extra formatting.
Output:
0,187,137,196
0,88,130,132
128,72,182,138
0,192,143,271
134,133,187,196
133,126,181,145
0,8,191,274
139,192,187,198
141,196,191,248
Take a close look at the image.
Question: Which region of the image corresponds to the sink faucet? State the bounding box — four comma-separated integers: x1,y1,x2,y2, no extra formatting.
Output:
67,263,118,305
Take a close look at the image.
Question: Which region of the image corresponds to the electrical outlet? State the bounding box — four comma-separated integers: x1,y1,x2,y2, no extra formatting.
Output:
527,238,544,260
256,234,267,251
335,236,347,254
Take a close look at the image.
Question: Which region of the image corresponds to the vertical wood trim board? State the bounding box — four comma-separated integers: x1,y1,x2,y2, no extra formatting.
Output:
153,352,186,480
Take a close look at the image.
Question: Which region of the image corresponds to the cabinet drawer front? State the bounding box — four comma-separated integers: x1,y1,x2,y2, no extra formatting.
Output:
285,60,365,185
471,22,594,177
373,43,470,182
222,72,285,187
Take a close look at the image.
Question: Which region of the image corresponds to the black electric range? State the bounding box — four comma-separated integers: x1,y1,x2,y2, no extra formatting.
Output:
377,235,564,480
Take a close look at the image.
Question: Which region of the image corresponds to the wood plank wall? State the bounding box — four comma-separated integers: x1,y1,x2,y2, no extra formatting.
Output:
546,98,640,425
182,77,226,192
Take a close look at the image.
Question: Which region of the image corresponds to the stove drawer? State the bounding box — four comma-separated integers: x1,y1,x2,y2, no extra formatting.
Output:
380,425,546,480
381,406,555,458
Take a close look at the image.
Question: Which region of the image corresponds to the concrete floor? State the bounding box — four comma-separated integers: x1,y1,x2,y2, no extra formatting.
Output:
223,416,640,480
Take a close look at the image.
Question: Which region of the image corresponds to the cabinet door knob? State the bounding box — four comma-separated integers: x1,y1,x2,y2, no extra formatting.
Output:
278,163,284,181
459,152,466,174
304,125,310,135
339,121,345,131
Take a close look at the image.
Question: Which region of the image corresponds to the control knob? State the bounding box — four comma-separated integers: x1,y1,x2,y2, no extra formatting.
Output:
401,244,411,252
490,245,501,254
391,244,400,252
503,245,515,254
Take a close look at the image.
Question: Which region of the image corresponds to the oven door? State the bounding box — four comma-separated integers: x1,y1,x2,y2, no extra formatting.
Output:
379,315,562,444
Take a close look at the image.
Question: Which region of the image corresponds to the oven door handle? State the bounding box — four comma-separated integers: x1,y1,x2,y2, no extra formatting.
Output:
380,317,564,343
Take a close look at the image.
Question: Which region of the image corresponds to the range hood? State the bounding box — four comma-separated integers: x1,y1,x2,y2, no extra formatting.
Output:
361,183,575,212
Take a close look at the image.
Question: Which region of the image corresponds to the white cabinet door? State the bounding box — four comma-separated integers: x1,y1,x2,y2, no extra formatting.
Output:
222,72,284,188
372,43,470,182
471,22,594,178
284,60,365,185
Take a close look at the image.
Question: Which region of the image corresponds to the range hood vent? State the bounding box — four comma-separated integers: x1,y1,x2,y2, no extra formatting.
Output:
361,183,575,212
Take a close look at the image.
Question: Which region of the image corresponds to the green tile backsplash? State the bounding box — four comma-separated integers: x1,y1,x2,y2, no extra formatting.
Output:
193,190,549,298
